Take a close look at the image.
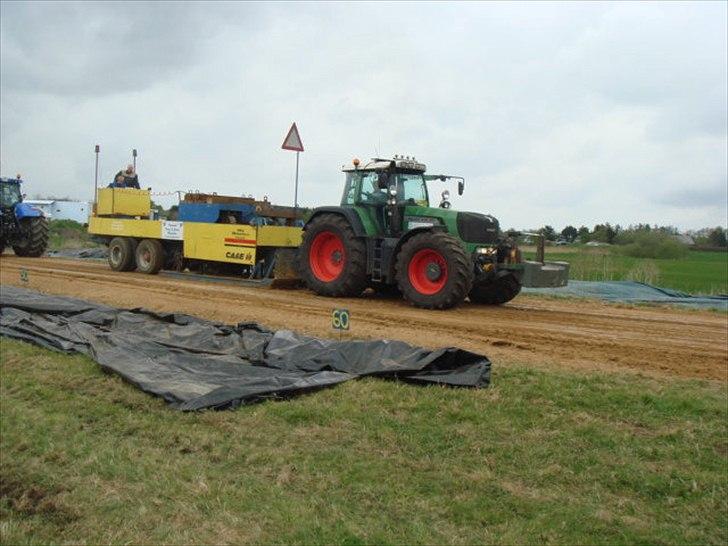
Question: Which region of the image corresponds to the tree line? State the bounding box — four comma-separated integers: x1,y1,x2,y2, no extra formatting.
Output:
533,224,727,248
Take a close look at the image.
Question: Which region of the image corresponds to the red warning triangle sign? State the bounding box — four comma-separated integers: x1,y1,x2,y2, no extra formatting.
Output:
281,123,304,152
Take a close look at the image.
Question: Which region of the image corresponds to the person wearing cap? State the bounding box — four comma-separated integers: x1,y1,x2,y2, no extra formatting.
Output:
110,165,140,189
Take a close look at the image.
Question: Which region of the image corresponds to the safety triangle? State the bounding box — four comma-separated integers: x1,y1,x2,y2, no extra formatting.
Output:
281,123,304,152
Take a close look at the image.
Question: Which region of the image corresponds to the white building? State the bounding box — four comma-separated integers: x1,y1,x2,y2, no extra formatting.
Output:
24,199,91,224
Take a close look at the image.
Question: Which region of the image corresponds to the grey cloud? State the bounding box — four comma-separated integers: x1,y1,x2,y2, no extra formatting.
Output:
0,2,262,97
656,184,728,208
0,1,726,230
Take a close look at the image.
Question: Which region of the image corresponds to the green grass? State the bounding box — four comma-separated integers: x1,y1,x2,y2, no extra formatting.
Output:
48,220,98,251
1,339,726,545
527,247,727,295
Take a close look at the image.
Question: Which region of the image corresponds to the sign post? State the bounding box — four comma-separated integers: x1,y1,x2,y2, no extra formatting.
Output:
281,123,304,215
93,144,100,211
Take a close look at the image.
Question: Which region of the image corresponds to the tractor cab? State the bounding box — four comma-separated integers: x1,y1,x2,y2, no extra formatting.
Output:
341,156,463,207
341,156,464,236
0,177,23,209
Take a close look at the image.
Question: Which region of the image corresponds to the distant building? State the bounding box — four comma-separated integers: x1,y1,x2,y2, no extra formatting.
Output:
25,199,91,224
674,233,695,246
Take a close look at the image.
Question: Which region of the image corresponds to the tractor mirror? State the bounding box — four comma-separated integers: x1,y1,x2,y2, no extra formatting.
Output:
458,180,464,196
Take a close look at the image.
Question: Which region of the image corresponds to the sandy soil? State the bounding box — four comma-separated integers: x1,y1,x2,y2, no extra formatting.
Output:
1,256,726,381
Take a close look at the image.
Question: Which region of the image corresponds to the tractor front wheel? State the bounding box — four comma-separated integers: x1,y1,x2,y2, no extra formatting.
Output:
396,231,473,309
299,214,367,297
469,273,522,305
108,237,137,271
12,217,49,257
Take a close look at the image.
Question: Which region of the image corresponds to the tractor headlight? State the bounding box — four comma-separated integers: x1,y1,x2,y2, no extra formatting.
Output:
476,247,496,254
441,190,450,201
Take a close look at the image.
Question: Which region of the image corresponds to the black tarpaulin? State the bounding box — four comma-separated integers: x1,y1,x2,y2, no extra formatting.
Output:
0,286,491,410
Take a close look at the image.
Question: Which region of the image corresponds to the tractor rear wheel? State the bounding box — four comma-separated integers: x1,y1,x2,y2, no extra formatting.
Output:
135,239,165,274
469,273,522,305
12,217,49,257
108,237,137,271
299,213,367,297
396,231,473,309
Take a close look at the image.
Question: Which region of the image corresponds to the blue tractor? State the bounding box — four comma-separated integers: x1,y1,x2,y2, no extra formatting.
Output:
0,177,49,257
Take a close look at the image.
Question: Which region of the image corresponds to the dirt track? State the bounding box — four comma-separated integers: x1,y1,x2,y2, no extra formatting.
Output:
1,256,726,381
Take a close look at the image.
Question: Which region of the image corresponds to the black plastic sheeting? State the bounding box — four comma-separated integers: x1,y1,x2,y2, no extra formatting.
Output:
524,280,727,310
0,287,490,410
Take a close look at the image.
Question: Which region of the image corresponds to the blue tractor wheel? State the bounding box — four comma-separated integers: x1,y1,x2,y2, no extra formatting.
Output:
12,217,49,257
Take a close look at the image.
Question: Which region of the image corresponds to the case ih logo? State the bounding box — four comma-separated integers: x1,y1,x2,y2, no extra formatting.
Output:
225,250,253,261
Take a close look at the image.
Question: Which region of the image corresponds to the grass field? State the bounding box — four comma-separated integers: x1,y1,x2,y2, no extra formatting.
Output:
524,247,727,295
48,220,98,251
1,339,726,545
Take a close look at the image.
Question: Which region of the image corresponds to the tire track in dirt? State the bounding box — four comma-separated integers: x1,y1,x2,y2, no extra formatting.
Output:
1,256,726,381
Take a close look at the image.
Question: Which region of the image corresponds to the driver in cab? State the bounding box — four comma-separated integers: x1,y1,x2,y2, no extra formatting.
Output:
362,172,391,204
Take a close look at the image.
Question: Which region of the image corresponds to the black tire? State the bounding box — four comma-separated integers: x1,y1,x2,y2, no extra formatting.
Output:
12,217,49,257
395,231,473,310
469,273,522,305
371,282,401,297
108,237,137,272
135,239,165,274
299,213,368,297
164,245,186,272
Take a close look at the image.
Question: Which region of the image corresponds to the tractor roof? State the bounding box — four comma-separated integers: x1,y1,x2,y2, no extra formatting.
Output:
342,156,426,173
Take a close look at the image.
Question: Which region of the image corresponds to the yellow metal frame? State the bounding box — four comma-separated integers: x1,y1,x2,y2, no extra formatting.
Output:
96,188,151,217
89,217,162,239
88,216,302,267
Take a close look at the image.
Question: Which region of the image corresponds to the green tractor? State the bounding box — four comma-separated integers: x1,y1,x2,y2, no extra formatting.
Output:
298,156,569,309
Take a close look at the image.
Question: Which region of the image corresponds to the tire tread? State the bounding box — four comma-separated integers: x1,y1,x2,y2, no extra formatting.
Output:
395,231,473,309
299,214,368,297
12,217,49,257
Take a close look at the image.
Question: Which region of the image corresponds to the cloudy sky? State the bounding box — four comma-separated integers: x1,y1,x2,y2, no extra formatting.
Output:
1,1,726,230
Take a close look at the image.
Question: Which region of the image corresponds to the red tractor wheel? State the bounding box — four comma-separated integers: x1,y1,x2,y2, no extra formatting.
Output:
396,231,473,309
309,231,346,282
299,214,367,297
408,248,449,295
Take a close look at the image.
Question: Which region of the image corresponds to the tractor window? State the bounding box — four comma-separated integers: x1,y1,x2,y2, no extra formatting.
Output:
397,174,429,207
359,172,388,204
342,172,388,205
341,173,358,205
0,183,22,208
